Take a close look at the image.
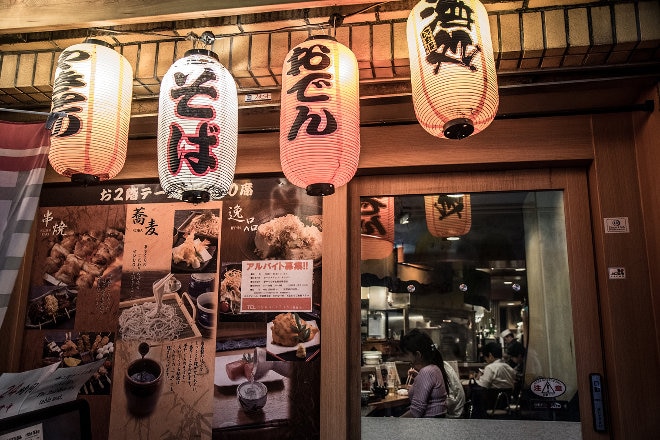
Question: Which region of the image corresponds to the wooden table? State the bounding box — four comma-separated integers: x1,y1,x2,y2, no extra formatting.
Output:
362,392,410,417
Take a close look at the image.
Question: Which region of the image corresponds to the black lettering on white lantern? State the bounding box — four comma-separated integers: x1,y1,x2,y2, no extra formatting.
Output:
49,39,133,183
280,35,360,196
157,49,238,203
407,0,498,139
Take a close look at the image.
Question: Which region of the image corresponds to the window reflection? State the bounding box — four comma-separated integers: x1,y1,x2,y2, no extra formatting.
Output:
360,191,579,421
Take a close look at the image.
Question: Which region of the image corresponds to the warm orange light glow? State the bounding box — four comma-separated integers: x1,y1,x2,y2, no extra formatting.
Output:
280,35,360,196
407,0,498,139
425,194,472,237
361,197,395,260
49,39,133,182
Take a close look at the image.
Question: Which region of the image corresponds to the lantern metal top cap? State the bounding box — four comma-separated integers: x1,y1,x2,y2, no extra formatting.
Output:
83,38,113,49
307,35,337,42
184,48,219,61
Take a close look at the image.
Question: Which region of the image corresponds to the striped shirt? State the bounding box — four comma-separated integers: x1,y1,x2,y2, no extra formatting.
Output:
408,364,448,417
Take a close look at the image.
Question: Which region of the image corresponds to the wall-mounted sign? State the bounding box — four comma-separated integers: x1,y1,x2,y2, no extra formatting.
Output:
530,377,567,398
604,217,630,233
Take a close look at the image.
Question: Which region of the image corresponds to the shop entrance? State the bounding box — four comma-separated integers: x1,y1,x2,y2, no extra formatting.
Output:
349,169,605,439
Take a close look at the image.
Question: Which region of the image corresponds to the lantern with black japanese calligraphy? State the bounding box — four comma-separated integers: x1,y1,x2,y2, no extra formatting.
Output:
425,194,472,237
280,35,360,197
49,39,133,183
157,49,237,203
407,0,498,139
361,197,395,260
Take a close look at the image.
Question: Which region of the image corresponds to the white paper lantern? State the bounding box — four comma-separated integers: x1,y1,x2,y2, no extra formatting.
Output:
157,49,238,203
425,194,472,237
49,39,133,183
407,0,498,139
280,35,360,196
361,197,395,260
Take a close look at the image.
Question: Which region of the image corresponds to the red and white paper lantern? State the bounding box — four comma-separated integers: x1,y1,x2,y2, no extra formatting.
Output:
157,49,238,203
280,35,360,196
49,39,133,183
361,197,395,260
425,194,472,237
407,0,498,139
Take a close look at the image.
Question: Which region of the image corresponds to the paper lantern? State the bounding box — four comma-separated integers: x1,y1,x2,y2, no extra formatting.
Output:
280,35,360,196
425,194,472,237
407,0,498,139
49,39,133,183
361,197,395,260
157,49,238,203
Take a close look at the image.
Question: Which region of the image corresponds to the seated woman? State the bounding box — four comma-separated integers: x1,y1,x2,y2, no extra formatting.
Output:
399,329,449,418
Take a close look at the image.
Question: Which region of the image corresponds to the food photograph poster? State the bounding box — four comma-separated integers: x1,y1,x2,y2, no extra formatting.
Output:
17,177,323,440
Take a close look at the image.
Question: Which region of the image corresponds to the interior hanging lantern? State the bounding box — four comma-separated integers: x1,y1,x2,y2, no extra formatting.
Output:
361,197,395,260
425,194,472,237
49,39,133,184
157,49,238,203
280,35,360,197
407,0,498,140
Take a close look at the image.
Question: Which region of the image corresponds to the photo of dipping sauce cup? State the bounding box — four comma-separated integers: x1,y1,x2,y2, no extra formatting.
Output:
124,357,163,417
183,290,217,328
237,381,268,412
188,272,215,301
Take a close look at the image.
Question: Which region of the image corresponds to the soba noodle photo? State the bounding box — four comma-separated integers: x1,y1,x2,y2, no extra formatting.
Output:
118,302,185,341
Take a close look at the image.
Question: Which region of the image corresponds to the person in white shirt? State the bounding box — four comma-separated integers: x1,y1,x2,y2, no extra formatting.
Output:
470,342,516,417
476,342,517,389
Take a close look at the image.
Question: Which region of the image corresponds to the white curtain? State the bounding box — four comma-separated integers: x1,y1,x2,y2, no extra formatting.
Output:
0,120,50,329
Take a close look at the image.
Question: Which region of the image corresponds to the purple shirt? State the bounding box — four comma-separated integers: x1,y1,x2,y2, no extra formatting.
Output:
408,364,447,417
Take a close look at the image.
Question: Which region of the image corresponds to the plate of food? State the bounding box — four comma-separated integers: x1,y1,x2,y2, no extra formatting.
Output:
177,210,220,242
214,352,284,387
26,286,77,329
171,233,216,272
240,209,323,267
42,227,124,290
266,312,320,358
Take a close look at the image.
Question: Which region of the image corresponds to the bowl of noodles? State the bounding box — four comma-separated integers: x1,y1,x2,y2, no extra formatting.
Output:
219,264,242,314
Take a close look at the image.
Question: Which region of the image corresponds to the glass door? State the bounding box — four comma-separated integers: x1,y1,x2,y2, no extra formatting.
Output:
349,169,604,439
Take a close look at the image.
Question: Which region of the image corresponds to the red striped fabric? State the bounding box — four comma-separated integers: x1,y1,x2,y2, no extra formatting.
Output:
0,120,50,171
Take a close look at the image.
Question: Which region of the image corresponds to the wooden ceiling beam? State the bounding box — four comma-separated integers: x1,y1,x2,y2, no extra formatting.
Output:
0,0,386,34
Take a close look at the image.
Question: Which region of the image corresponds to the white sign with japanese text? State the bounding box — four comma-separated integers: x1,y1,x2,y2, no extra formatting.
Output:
240,260,314,312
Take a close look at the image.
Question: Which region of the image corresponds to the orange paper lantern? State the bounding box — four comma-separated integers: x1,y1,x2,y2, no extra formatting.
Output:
157,49,238,203
361,197,395,260
49,39,133,183
280,35,360,196
407,0,498,139
425,194,472,237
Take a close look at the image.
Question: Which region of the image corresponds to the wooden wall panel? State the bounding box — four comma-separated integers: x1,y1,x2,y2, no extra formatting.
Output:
632,86,660,361
43,114,595,184
589,112,660,439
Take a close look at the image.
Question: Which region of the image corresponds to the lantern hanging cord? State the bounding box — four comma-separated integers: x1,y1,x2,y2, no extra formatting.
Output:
0,107,69,130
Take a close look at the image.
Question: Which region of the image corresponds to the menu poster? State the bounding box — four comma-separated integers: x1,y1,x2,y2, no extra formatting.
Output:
17,178,323,440
214,178,322,439
19,182,220,440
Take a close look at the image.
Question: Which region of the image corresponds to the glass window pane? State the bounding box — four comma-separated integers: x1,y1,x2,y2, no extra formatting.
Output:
360,190,579,423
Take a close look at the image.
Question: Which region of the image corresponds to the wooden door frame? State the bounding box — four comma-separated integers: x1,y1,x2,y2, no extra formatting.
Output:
346,168,606,439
